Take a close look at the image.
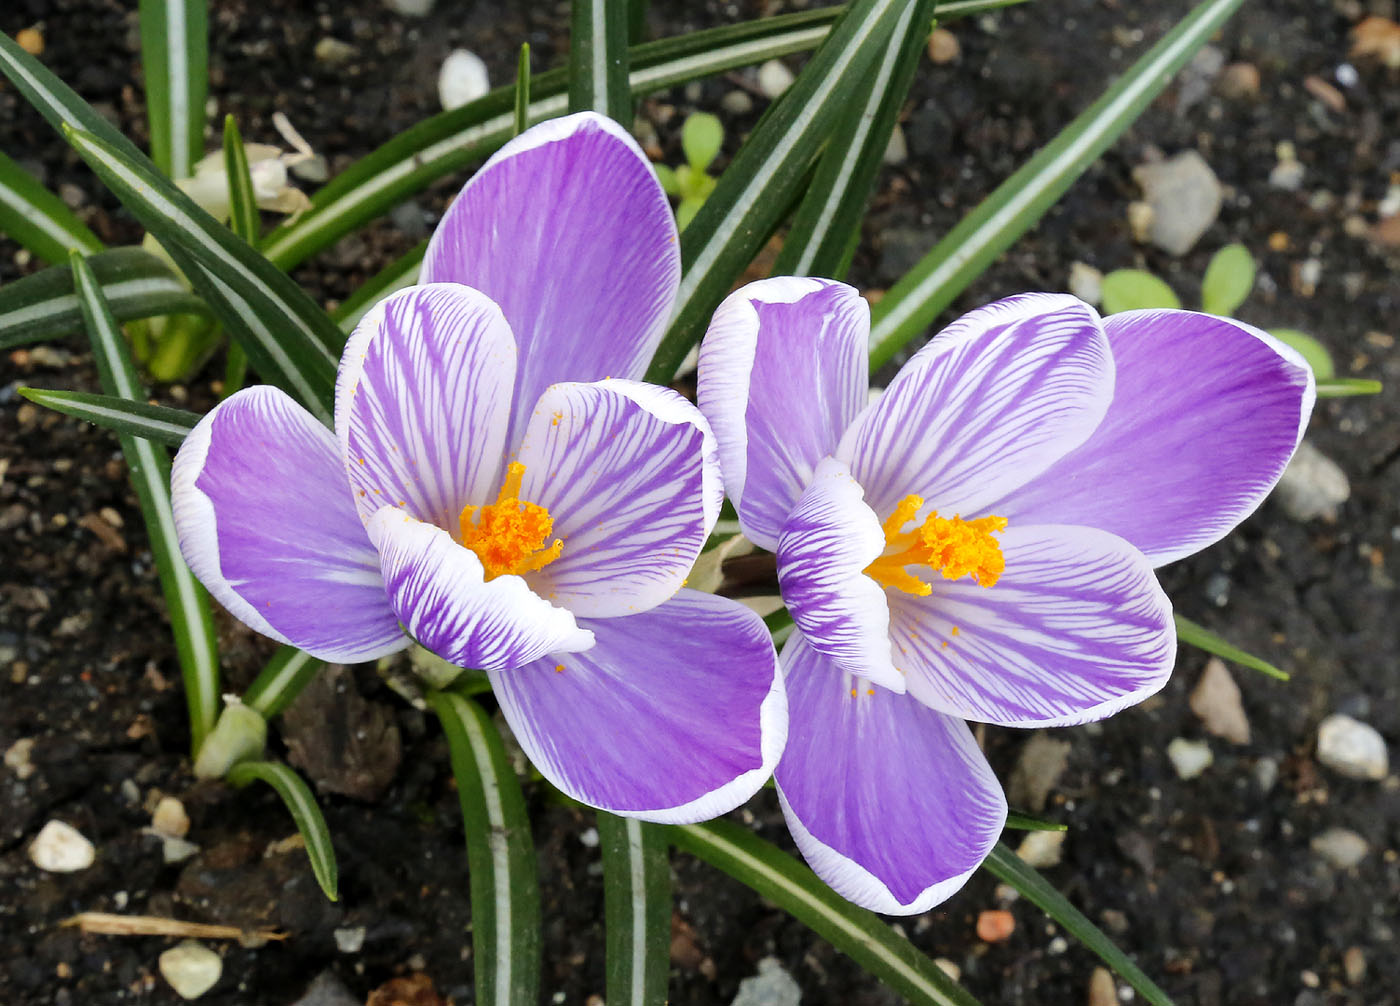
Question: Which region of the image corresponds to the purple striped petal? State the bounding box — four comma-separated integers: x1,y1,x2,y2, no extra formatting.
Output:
776,632,1006,914
336,284,515,530
989,311,1316,566
775,458,903,693
367,507,593,671
697,277,870,550
515,379,720,618
171,386,406,663
837,294,1113,521
887,524,1175,727
489,589,787,822
422,111,680,446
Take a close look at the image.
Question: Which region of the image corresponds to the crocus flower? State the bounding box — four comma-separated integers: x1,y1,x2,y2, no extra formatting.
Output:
697,279,1313,912
171,112,786,823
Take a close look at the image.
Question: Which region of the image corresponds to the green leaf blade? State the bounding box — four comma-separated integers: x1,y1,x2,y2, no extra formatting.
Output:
984,843,1174,1006
67,251,220,751
222,115,261,245
226,760,339,900
0,149,104,264
1174,614,1288,681
599,813,670,1006
427,691,541,1006
1315,377,1382,397
671,820,981,1006
243,646,326,719
869,0,1247,369
569,0,633,123
17,388,198,447
139,0,210,180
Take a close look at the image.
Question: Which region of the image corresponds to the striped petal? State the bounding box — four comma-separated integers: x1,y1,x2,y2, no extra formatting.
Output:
775,458,903,694
697,277,871,550
990,311,1316,565
515,379,721,618
171,386,406,663
336,283,516,530
888,524,1176,727
776,632,1006,915
838,294,1114,521
368,507,593,671
422,111,681,447
489,590,787,823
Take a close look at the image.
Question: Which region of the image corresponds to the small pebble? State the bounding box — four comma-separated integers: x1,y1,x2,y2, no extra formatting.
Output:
159,941,222,1000
578,827,599,848
1167,737,1214,779
152,796,190,838
976,909,1015,943
1189,659,1250,744
4,737,35,780
1088,967,1118,1006
1217,62,1260,99
756,60,795,99
1316,714,1389,780
1254,756,1279,793
1310,827,1369,869
1132,151,1222,255
29,820,95,872
1126,201,1155,243
438,49,491,111
1048,936,1069,955
934,958,961,981
730,957,799,1006
720,90,754,116
16,26,44,55
1273,441,1349,521
927,28,960,63
1343,946,1366,984
334,926,367,953
382,0,434,15
313,37,356,65
1068,262,1103,306
883,124,907,165
1015,829,1066,869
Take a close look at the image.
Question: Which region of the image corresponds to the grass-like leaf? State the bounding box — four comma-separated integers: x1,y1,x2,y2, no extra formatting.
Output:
259,10,842,272
645,0,913,381
773,0,937,279
222,115,260,245
569,0,632,123
226,760,339,901
1174,614,1288,681
599,813,670,1006
61,126,340,420
427,691,541,1006
139,0,209,180
1005,811,1068,832
0,149,103,265
671,819,981,1006
17,388,197,447
0,247,208,352
868,0,1247,368
243,646,326,719
332,241,425,333
1315,377,1382,397
67,251,220,751
983,842,1173,1006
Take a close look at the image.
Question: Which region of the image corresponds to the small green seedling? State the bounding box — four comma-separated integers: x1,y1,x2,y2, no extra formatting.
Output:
1098,244,1333,378
654,112,723,231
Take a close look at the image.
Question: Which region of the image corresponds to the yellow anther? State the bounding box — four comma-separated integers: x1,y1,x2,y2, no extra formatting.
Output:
459,462,563,580
865,494,1006,594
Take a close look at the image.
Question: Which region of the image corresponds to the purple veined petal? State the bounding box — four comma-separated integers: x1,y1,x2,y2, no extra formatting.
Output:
336,283,516,530
171,386,407,663
421,111,681,447
367,506,594,671
489,589,787,823
514,379,720,619
775,632,1006,915
987,310,1317,566
836,293,1114,521
775,457,904,693
696,277,871,551
887,523,1175,727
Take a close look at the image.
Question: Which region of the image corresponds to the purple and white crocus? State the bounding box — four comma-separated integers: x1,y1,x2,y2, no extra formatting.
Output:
171,112,787,823
697,279,1314,912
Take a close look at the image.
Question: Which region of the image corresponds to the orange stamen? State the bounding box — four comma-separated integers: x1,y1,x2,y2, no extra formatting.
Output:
459,462,563,580
864,493,1006,594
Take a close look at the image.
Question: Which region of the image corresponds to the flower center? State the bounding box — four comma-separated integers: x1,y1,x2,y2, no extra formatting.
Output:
459,462,563,580
863,494,1007,595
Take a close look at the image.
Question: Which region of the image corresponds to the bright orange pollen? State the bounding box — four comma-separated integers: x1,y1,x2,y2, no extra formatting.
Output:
459,462,563,580
864,493,1006,595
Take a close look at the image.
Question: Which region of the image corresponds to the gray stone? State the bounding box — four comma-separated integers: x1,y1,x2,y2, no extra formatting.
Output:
1316,714,1389,780
756,60,795,99
1190,658,1250,744
290,972,360,1006
158,941,221,1000
1132,151,1223,255
438,49,490,111
720,90,754,116
29,820,95,872
313,38,356,65
1311,827,1369,868
1067,262,1103,306
1273,440,1350,521
1015,829,1066,868
1167,737,1214,779
731,957,800,1006
1007,733,1072,812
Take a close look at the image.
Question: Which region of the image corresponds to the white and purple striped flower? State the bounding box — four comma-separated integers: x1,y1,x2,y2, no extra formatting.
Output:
170,112,787,823
697,278,1315,912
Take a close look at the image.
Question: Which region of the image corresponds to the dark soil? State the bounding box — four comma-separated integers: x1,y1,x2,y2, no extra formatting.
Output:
3,1,1399,1004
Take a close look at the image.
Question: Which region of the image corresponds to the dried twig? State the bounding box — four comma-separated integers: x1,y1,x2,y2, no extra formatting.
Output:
61,912,287,947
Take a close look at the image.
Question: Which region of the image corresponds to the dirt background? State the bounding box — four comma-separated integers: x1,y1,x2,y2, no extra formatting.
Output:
2,1,1399,1004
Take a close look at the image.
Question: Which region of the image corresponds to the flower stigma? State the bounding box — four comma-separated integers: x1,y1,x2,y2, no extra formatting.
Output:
459,462,563,580
864,494,1006,594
